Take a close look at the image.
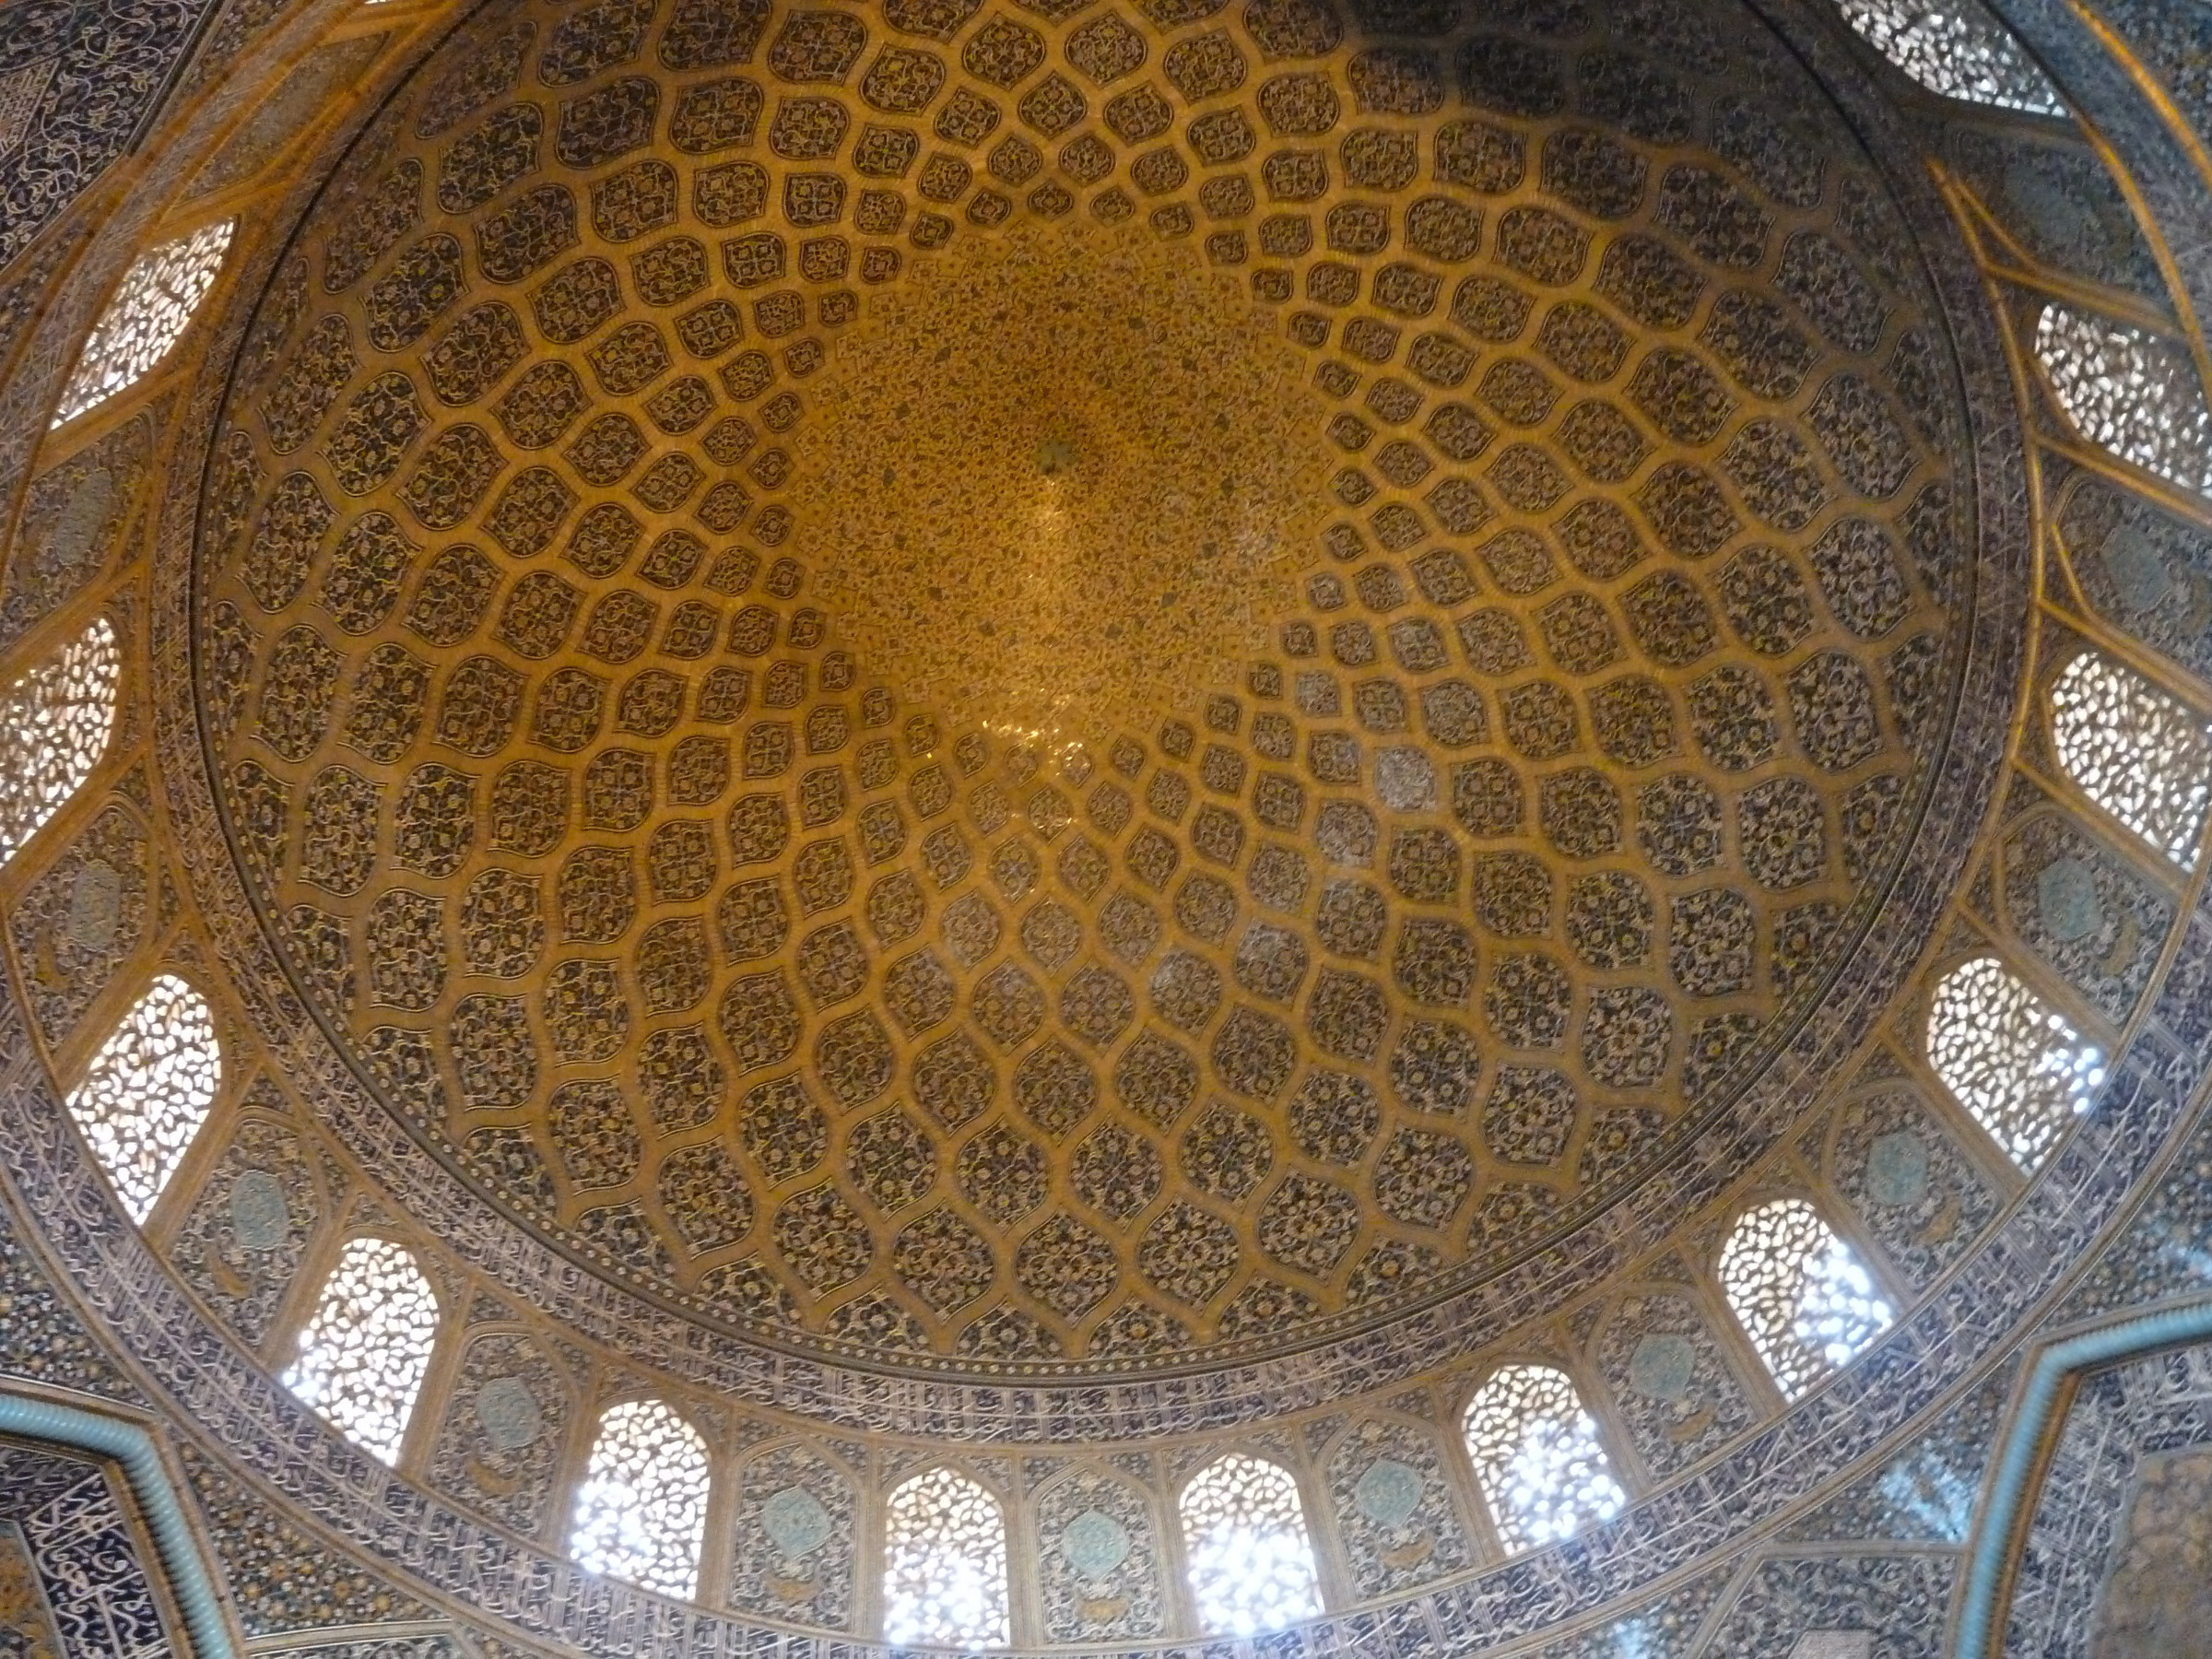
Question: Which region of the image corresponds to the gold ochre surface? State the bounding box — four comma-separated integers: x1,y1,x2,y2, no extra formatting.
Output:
201,0,1960,1371
797,224,1328,747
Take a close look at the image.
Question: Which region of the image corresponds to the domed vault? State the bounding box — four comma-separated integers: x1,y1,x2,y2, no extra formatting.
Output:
18,0,2212,1650
203,0,1969,1374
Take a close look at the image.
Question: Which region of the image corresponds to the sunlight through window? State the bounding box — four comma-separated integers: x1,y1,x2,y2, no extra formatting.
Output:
883,1467,1008,1648
1179,1453,1323,1636
65,973,219,1221
1462,1364,1626,1550
569,1400,710,1598
53,222,235,426
281,1237,439,1464
1720,1199,1893,1399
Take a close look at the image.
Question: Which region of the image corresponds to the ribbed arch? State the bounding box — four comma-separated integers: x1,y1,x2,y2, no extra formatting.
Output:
0,615,120,868
1177,1453,1323,1637
1460,1364,1627,1550
279,1237,439,1465
882,1466,1009,1648
1718,1199,1894,1399
568,1399,711,1598
65,973,220,1222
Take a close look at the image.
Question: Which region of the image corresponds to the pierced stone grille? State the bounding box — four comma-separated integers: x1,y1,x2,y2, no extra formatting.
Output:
54,221,234,426
568,1399,711,1597
0,616,119,867
882,1467,1008,1648
280,1236,440,1465
1926,956,2102,1170
1460,1362,1625,1549
1717,1197,1891,1399
2051,652,2211,865
1833,0,2065,113
65,974,220,1222
1179,1453,1323,1636
2037,303,2212,496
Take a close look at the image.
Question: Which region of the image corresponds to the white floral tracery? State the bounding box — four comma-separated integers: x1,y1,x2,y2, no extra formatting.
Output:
1928,956,2104,1169
53,221,236,427
280,1237,439,1465
2035,303,2212,496
883,1467,1009,1648
1719,1199,1894,1399
1832,0,2065,112
1178,1453,1324,1637
65,973,220,1222
0,615,120,867
568,1400,711,1598
2050,653,2211,865
1461,1364,1627,1550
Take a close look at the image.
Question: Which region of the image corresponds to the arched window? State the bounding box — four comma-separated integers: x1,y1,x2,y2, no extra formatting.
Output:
280,1237,439,1465
53,222,235,428
1718,1199,1893,1399
1460,1365,1627,1550
65,974,220,1222
1927,957,2104,1169
0,615,120,867
2035,303,2212,496
1833,0,2064,112
883,1467,1009,1648
1178,1453,1323,1637
2050,653,2211,864
568,1400,711,1598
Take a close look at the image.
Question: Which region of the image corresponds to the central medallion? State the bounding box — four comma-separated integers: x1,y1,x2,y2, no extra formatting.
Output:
791,224,1333,747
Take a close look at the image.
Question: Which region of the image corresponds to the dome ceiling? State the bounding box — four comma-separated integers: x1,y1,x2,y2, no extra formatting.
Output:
198,0,1970,1373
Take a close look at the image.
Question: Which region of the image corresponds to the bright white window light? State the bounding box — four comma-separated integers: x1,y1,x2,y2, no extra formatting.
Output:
2036,302,2212,497
0,615,119,866
53,221,235,427
1179,1453,1324,1637
1927,957,2104,1170
281,1237,439,1465
1833,0,2065,112
2050,653,2211,865
883,1467,1009,1647
568,1400,711,1598
1720,1199,1894,1399
65,973,219,1222
1462,1364,1627,1550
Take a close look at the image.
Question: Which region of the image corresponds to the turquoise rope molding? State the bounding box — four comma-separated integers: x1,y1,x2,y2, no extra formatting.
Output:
0,1391,239,1659
1954,1296,2212,1659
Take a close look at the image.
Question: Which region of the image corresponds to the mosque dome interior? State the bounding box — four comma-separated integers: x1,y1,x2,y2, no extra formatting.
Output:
0,0,2210,1653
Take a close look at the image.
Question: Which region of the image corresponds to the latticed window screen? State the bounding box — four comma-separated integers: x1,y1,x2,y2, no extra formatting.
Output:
0,615,120,867
65,973,220,1222
882,1467,1009,1648
1927,957,2104,1169
1460,1364,1627,1550
280,1237,439,1465
2050,653,2212,865
1832,0,2064,112
568,1400,711,1598
53,221,235,427
1718,1199,1893,1399
1178,1453,1324,1637
2035,303,2212,496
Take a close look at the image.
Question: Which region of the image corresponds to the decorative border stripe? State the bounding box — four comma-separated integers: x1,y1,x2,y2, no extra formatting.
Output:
0,1390,239,1659
1955,1296,2212,1659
